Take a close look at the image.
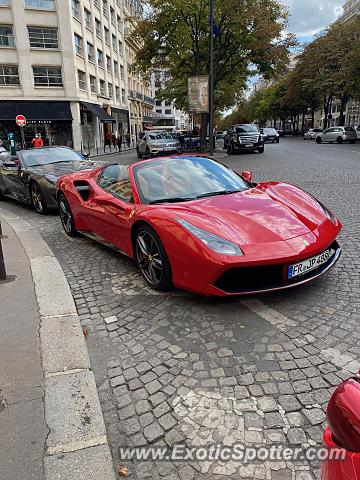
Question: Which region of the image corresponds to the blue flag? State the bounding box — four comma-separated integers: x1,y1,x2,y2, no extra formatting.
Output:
213,22,220,38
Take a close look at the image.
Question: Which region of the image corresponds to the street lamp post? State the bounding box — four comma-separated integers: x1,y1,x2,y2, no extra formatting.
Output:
0,221,6,280
209,0,214,156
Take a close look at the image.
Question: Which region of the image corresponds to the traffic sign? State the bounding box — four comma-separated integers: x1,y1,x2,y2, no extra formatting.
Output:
15,115,27,127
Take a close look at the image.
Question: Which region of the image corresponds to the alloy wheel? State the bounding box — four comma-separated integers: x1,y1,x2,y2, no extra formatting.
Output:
59,198,72,234
31,183,45,214
136,230,164,287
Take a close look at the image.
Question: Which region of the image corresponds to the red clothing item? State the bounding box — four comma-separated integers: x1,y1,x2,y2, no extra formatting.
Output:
31,137,44,148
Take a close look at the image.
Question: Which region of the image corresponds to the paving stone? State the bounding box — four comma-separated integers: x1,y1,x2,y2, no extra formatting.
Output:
110,375,125,388
122,417,141,436
143,421,165,443
244,412,263,429
265,412,285,429
145,379,162,395
150,392,167,407
135,399,151,415
278,395,301,412
287,412,305,427
287,428,307,445
258,397,278,413
238,373,254,386
139,412,155,428
303,408,326,426
123,367,138,381
118,404,136,420
217,347,233,358
140,371,157,384
117,393,132,409
158,413,177,431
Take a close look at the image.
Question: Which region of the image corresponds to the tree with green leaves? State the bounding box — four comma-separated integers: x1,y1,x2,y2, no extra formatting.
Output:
131,0,295,141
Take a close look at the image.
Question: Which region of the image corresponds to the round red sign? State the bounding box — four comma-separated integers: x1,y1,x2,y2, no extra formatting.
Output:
15,114,27,127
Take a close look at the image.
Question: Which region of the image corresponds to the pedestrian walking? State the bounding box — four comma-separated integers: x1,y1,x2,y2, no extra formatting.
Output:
105,130,112,147
125,132,131,149
112,133,117,148
118,133,123,152
31,134,44,148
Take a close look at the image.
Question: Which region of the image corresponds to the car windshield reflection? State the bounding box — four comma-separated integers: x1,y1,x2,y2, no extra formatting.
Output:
20,147,84,167
134,156,249,205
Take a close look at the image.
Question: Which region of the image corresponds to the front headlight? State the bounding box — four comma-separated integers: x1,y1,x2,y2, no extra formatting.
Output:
319,202,337,225
176,218,243,256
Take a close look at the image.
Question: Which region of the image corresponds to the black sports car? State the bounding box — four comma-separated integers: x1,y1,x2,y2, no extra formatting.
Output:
0,146,99,214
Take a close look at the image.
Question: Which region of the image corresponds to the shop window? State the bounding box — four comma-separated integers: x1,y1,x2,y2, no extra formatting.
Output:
87,42,94,62
72,0,79,18
90,75,96,93
25,0,55,9
74,33,83,56
84,9,92,30
0,25,14,47
33,66,63,87
0,65,20,85
78,70,86,90
97,49,103,68
28,27,58,49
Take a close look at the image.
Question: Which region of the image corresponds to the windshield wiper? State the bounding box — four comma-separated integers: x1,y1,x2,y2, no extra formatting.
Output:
196,189,243,199
149,197,195,205
30,160,73,167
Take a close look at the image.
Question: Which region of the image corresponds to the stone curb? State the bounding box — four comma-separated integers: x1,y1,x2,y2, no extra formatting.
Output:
0,207,116,480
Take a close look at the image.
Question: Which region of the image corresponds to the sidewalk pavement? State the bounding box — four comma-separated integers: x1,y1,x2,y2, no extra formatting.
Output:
0,211,116,480
0,220,47,480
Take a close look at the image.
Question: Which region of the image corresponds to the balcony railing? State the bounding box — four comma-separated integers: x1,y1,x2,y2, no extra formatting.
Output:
143,95,155,106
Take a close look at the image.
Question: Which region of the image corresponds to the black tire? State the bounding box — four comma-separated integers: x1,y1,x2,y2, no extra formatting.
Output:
316,137,322,144
135,225,172,291
350,140,355,144
0,182,4,201
30,182,48,214
276,139,280,143
136,148,143,159
336,137,343,144
258,144,265,154
144,148,151,159
58,193,78,237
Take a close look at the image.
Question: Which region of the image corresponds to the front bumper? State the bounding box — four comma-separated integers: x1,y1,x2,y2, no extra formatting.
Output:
211,241,341,295
151,147,180,156
233,141,263,151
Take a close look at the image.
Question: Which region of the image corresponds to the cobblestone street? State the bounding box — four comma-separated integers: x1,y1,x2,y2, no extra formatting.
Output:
2,138,360,479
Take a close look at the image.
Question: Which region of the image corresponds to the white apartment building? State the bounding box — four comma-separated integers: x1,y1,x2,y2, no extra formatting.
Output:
0,0,152,150
338,0,360,23
151,70,186,131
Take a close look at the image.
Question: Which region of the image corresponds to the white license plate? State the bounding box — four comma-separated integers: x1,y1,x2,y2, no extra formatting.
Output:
288,248,335,279
244,144,254,147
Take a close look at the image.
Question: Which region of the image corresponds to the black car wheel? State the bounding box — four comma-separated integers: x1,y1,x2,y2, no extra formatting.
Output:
227,143,234,155
144,148,151,159
58,193,78,237
135,225,172,291
0,183,4,201
337,137,343,144
137,148,143,159
258,144,265,153
350,140,355,144
30,182,47,214
316,137,322,144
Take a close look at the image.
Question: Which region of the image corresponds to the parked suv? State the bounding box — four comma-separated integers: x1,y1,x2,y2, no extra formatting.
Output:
137,131,181,158
304,128,323,140
316,126,357,144
226,124,264,154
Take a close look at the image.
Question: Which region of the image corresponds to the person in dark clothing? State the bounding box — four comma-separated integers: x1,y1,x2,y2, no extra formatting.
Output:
125,132,130,148
118,134,123,152
112,133,117,148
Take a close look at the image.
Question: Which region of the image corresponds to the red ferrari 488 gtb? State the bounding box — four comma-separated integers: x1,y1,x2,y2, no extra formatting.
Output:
56,155,342,296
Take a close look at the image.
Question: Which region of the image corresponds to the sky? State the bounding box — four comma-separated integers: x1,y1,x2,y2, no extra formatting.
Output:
281,0,344,42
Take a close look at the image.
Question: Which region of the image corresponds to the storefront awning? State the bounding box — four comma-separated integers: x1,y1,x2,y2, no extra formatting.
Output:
0,101,73,121
81,102,116,123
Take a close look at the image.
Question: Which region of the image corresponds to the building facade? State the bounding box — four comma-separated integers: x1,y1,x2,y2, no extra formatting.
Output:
151,70,187,131
123,0,155,144
0,0,152,150
338,0,360,23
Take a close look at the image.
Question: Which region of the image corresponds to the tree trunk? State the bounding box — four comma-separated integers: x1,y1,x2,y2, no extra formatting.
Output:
323,95,332,129
200,113,208,152
339,96,349,127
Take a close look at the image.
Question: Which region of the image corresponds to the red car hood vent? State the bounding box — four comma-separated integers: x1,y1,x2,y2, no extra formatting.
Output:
175,185,325,245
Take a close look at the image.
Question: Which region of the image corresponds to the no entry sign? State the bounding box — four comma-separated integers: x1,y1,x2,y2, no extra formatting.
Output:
15,115,27,127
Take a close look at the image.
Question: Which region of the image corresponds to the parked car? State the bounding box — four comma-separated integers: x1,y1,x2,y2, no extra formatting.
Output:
216,131,225,140
316,127,357,144
321,376,360,479
226,124,264,154
137,131,181,159
354,125,360,140
304,128,323,140
57,155,341,295
261,128,280,143
0,146,99,214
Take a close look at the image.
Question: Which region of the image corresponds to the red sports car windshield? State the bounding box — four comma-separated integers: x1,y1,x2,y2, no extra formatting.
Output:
133,156,250,204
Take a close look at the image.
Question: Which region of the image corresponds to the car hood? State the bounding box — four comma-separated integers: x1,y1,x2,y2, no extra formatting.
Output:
28,160,102,178
168,183,328,245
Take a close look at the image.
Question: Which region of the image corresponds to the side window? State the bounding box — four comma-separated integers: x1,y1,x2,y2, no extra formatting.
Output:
98,165,133,203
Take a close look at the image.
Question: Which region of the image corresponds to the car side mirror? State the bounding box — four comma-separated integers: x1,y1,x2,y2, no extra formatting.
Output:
241,171,253,182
